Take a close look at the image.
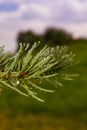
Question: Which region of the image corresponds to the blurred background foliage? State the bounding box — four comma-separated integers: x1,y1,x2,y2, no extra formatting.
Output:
0,27,87,130
17,27,73,50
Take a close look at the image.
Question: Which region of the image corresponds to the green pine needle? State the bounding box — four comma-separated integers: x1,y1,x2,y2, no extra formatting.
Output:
0,42,77,102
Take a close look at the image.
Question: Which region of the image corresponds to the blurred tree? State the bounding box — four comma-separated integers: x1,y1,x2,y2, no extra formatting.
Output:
75,38,87,43
17,28,73,51
43,28,73,46
17,31,42,49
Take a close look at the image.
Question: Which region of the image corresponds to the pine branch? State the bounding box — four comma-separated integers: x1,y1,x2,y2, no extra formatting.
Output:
0,42,77,102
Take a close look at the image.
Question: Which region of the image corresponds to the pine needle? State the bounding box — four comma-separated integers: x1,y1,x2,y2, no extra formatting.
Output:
0,42,77,102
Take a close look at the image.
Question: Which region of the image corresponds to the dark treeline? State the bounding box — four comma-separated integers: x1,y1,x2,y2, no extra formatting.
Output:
17,27,87,50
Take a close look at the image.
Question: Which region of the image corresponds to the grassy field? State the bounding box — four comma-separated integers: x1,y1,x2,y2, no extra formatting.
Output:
0,42,87,130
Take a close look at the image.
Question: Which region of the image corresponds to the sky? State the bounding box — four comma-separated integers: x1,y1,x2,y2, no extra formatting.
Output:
0,0,87,52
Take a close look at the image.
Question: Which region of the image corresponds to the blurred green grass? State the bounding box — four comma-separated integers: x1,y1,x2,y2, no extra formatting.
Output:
0,42,87,130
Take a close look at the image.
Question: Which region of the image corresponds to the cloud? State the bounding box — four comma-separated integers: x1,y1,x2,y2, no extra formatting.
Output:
0,0,87,52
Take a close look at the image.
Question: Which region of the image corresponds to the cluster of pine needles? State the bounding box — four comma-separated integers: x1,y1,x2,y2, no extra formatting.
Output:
0,42,77,102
